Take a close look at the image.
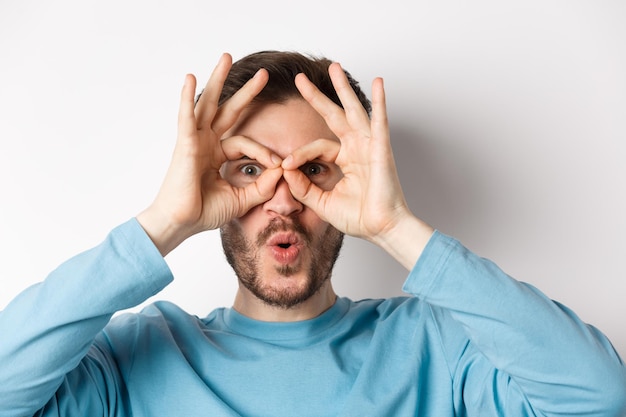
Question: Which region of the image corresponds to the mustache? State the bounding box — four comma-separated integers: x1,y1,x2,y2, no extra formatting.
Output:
256,217,312,247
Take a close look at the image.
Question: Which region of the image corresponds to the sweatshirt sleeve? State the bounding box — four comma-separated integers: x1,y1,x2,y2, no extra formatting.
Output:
403,230,626,417
0,218,173,417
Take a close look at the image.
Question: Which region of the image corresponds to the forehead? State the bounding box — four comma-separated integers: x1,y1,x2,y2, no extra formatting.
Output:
224,99,338,157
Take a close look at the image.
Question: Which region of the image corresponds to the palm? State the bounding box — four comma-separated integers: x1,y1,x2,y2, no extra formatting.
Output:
283,65,409,241
138,55,282,255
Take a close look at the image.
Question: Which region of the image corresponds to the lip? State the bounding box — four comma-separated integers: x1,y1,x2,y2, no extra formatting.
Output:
266,232,301,247
266,232,303,264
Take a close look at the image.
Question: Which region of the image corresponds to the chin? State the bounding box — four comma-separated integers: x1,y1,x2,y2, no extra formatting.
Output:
251,269,327,309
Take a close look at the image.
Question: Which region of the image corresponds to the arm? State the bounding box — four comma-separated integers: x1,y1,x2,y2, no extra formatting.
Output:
137,53,283,255
0,219,171,416
0,53,283,416
282,64,626,415
406,231,626,416
282,64,433,268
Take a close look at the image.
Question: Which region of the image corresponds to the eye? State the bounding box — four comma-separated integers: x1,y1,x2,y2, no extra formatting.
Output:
240,164,264,177
300,162,326,177
296,161,342,191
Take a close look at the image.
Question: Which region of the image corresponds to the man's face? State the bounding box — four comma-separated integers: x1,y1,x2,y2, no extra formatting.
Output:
220,99,344,309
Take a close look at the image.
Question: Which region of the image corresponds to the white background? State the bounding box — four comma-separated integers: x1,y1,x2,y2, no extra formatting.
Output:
1,1,624,359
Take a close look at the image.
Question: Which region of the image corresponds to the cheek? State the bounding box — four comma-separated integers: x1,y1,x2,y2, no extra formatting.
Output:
301,214,333,241
316,169,344,192
233,210,261,235
224,206,260,240
328,171,344,190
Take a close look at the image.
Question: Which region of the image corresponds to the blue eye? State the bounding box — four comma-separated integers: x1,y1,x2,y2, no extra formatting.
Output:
240,164,263,176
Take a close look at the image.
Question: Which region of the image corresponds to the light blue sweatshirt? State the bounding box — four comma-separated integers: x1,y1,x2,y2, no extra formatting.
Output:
0,219,624,416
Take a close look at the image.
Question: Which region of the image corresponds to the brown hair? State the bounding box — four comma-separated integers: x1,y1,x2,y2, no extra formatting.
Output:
202,50,372,115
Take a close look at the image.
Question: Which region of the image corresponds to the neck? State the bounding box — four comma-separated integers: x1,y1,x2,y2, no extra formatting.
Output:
232,281,337,322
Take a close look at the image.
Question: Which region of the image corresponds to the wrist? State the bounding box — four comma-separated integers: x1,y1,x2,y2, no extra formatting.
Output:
136,206,195,257
370,211,435,271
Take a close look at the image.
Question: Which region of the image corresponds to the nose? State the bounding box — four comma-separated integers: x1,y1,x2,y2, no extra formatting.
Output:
263,177,303,217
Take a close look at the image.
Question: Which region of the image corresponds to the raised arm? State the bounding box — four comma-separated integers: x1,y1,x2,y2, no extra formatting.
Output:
282,62,626,415
282,63,434,269
137,53,283,255
0,53,283,416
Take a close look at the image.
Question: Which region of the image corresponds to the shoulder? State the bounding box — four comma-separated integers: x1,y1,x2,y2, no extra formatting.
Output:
343,296,433,327
99,301,211,349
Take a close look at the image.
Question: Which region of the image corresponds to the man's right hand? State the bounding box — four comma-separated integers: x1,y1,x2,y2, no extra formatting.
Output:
137,53,283,256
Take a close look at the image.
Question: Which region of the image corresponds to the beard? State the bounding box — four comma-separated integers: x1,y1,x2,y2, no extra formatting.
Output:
220,217,344,309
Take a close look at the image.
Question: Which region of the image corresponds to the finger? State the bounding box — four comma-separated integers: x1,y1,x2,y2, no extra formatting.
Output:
195,53,233,129
281,138,340,170
295,73,351,137
221,135,282,168
370,77,390,142
178,74,198,137
212,68,269,136
328,63,371,128
238,167,283,213
282,169,327,217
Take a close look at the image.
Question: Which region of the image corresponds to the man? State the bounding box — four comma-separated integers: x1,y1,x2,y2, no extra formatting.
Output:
0,51,624,416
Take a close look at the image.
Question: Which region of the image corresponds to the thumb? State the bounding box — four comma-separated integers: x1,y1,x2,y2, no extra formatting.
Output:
237,167,283,214
282,169,326,216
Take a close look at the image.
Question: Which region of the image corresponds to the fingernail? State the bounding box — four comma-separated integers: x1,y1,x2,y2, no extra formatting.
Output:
282,154,293,167
271,154,282,166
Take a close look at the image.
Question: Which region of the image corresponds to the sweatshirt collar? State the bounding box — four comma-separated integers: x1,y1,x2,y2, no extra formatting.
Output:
222,297,350,344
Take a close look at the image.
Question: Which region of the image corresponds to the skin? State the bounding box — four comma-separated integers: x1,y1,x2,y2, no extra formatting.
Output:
220,99,345,321
136,53,434,322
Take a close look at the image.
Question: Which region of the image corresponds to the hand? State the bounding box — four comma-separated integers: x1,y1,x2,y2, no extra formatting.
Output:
282,63,407,240
282,63,433,268
137,54,283,256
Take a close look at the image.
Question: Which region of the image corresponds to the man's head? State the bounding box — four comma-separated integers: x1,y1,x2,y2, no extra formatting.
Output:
217,51,369,312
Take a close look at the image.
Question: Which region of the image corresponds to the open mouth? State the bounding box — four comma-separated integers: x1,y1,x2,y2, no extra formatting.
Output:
267,232,302,264
267,232,300,248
